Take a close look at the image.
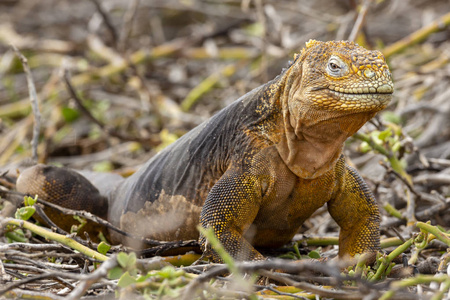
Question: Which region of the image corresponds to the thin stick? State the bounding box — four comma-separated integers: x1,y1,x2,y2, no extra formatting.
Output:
348,0,371,42
65,255,118,300
3,257,75,290
0,257,118,297
11,45,41,163
118,0,140,53
89,0,118,47
4,289,65,300
380,162,420,197
62,67,155,144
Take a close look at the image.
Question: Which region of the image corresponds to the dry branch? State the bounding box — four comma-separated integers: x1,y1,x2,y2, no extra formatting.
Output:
348,0,370,42
11,45,41,163
383,11,450,58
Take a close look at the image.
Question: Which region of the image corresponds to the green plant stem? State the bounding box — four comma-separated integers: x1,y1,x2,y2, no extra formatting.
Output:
5,231,28,243
379,290,394,300
354,132,415,225
354,132,411,184
5,218,108,261
416,222,450,246
383,203,403,219
302,236,404,249
354,132,391,156
299,236,339,246
392,274,449,289
380,237,404,249
355,253,370,275
371,237,414,281
380,275,449,300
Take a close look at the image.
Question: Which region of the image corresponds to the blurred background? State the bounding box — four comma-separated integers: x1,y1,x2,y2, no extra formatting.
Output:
0,0,449,234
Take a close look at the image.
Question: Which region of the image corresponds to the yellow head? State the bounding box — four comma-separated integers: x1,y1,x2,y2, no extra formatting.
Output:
292,40,393,113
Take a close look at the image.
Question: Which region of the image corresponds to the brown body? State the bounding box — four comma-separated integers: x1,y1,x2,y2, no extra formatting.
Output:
17,40,393,261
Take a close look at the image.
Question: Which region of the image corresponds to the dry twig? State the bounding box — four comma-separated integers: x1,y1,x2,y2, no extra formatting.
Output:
11,45,41,163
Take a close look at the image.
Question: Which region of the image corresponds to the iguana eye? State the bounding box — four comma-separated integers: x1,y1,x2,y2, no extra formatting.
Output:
327,56,347,77
329,62,340,71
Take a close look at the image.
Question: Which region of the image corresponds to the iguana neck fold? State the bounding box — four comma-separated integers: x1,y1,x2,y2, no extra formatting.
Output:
272,65,352,179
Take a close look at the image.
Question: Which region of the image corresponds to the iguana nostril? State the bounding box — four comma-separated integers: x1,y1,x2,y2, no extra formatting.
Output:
377,84,393,93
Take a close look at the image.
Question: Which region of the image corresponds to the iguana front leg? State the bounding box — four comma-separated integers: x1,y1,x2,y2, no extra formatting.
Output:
199,168,265,262
327,164,381,257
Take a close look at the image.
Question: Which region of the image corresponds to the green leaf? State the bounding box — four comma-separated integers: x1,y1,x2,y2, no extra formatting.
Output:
159,266,177,279
382,111,403,125
73,215,87,226
61,106,80,123
24,195,37,206
15,207,36,221
6,230,28,243
308,250,321,259
70,216,86,234
391,141,401,152
369,131,382,145
293,243,301,259
93,161,114,172
155,129,179,152
117,252,129,268
359,141,371,153
117,271,137,288
378,128,392,142
136,273,153,283
126,252,137,268
108,266,124,280
244,22,264,37
116,252,137,269
97,242,111,255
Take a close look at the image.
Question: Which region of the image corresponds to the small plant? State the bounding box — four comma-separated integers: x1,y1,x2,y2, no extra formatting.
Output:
108,252,196,299
15,195,37,221
356,120,411,183
5,195,38,243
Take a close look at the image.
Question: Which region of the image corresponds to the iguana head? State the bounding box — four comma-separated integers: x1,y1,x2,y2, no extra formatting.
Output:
274,40,394,179
292,39,393,113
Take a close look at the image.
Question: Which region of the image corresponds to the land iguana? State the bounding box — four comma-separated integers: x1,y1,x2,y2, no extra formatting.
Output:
16,40,394,262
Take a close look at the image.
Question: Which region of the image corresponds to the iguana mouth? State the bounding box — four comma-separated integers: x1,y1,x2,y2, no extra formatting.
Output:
312,88,392,110
328,83,393,95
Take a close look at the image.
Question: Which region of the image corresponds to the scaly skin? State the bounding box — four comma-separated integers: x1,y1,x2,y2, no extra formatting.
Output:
16,40,393,261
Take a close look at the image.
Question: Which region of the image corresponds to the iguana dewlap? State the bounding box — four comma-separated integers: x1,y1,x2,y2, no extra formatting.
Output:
17,40,393,261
